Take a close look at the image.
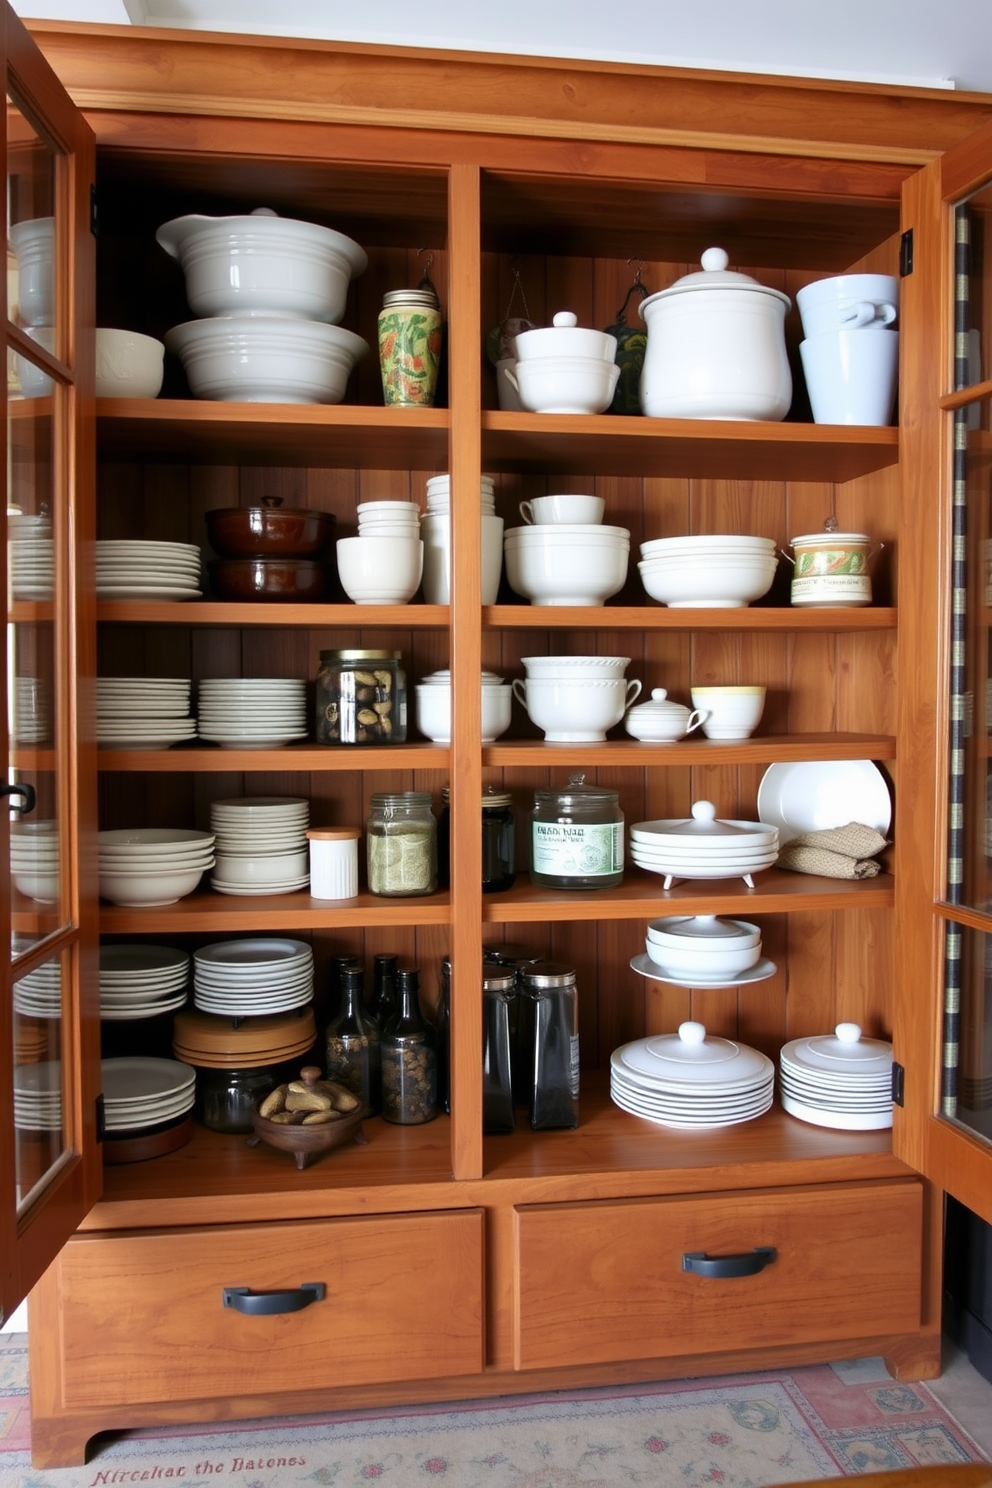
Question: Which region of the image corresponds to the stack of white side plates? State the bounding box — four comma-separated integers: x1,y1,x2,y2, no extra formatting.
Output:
12,675,53,743
99,943,191,1020
193,937,314,1015
101,1056,196,1132
611,1021,775,1130
13,957,62,1017
209,796,310,896
196,678,308,748
95,540,202,600
629,801,779,889
779,1022,893,1130
97,677,196,750
9,516,54,600
14,1059,62,1130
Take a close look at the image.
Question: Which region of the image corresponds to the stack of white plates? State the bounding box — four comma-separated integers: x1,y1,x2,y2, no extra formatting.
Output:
102,1057,196,1132
9,525,54,600
779,1022,893,1130
13,1059,62,1130
611,1021,775,1130
99,943,191,1020
193,937,314,1015
209,796,310,896
95,539,202,600
196,678,308,748
97,677,196,750
14,957,62,1017
629,800,779,889
631,913,776,989
12,676,52,742
98,826,216,907
10,819,60,904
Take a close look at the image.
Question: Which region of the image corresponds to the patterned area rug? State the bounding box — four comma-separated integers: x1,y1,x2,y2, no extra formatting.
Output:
0,1333,987,1487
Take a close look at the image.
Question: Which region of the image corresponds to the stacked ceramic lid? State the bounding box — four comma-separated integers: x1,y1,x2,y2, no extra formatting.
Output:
8,512,53,600
173,1006,317,1069
192,937,314,1015
98,827,216,907
209,795,310,896
631,913,775,989
611,1021,775,1129
10,819,59,904
96,676,196,749
14,1056,196,1133
99,943,190,1020
629,800,779,889
196,677,308,748
779,1022,893,1130
95,539,202,600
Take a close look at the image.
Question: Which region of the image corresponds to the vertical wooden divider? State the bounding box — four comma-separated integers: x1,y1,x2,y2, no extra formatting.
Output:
448,163,483,1181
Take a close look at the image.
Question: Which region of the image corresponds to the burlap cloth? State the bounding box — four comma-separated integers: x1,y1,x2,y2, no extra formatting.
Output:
776,822,889,879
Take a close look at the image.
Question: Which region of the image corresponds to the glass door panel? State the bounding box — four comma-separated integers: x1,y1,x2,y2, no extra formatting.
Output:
12,946,66,1213
954,182,992,389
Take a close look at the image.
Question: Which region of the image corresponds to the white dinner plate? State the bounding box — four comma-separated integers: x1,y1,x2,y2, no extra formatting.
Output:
756,760,891,844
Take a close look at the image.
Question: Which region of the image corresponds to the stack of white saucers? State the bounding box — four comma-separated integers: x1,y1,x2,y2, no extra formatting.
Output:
96,677,196,750
629,800,779,889
631,913,776,989
95,539,202,600
98,827,216,907
193,937,314,1015
11,675,52,743
610,1021,775,1130
14,956,62,1017
209,795,310,896
10,819,60,903
779,1022,893,1130
196,678,308,748
9,516,54,600
101,1056,196,1132
13,1059,62,1129
99,943,191,1020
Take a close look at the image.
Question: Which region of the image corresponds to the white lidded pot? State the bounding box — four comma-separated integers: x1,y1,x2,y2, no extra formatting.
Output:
638,248,792,421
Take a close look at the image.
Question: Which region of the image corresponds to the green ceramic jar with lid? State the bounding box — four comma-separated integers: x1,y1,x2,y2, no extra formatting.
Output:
530,772,624,890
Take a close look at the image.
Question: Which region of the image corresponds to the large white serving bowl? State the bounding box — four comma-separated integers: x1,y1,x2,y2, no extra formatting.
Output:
504,532,629,607
165,317,368,404
156,211,368,323
335,534,423,604
512,675,641,742
639,555,777,608
97,827,215,856
99,865,208,906
96,329,165,398
503,354,620,415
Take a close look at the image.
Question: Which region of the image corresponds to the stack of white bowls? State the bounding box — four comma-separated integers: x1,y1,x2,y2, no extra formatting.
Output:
192,936,314,1016
95,539,202,601
506,312,620,414
11,676,52,744
99,944,191,1020
209,795,310,896
196,677,308,748
96,676,196,750
10,820,59,903
779,1022,893,1130
638,534,778,608
159,209,368,404
421,475,504,605
610,1022,775,1130
98,826,216,907
415,668,512,744
504,523,630,606
512,654,641,742
797,274,899,426
635,914,774,989
9,513,54,600
335,503,424,604
629,800,779,889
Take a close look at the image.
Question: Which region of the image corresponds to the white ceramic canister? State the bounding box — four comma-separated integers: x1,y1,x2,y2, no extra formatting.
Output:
306,827,360,899
638,248,792,421
788,530,877,607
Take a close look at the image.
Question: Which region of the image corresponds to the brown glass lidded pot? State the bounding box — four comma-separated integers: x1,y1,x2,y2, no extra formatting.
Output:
205,496,336,559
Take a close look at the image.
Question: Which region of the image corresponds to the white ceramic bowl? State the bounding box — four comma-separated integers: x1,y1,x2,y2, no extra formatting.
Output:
212,848,309,885
12,870,59,903
165,318,368,404
512,675,641,742
514,312,617,364
98,827,214,854
640,534,776,559
9,216,54,327
99,866,207,906
505,530,629,607
415,680,512,744
96,329,165,398
644,938,762,977
156,210,368,322
521,654,630,680
691,684,766,739
335,534,423,604
647,914,761,949
638,556,777,608
796,274,898,339
504,355,620,415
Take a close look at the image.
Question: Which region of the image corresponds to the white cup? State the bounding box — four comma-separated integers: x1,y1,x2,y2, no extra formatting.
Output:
520,494,605,526
690,685,766,741
799,329,899,427
307,828,360,899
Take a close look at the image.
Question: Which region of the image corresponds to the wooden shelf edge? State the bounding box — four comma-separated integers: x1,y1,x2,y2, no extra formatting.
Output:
486,733,896,766
486,605,897,630
97,744,451,771
99,888,451,933
95,600,450,626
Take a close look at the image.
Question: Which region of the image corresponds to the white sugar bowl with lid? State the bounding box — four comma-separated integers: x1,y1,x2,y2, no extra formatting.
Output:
638,248,792,421
624,687,705,743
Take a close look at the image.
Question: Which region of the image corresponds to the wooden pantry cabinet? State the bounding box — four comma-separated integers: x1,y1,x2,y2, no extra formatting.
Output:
7,8,992,1468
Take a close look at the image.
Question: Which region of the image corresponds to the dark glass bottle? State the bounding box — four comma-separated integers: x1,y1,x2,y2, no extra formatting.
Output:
516,962,579,1130
324,964,380,1116
327,953,360,1024
371,953,398,1029
381,967,437,1124
435,956,451,1114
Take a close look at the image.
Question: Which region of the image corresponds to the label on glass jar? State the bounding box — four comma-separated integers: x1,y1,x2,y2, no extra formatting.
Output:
532,820,623,878
569,1034,580,1098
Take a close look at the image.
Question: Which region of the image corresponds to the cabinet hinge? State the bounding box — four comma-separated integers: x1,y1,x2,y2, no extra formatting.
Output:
95,1092,105,1142
891,1061,905,1107
90,184,98,237
900,229,913,276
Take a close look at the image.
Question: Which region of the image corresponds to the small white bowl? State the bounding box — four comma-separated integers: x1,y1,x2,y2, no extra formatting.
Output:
644,938,761,977
335,534,423,604
505,536,629,607
96,329,165,398
416,680,512,744
165,317,368,404
212,848,309,885
503,355,620,415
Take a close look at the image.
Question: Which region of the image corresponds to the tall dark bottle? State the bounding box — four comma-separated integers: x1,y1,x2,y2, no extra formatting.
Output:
324,963,380,1116
371,952,398,1029
381,967,437,1124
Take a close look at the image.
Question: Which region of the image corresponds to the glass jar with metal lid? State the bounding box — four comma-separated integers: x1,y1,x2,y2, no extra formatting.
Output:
482,966,517,1133
367,790,437,896
516,962,579,1130
316,648,406,745
530,772,624,890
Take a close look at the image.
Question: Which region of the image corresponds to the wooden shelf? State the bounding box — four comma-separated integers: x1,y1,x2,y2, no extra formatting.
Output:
97,743,450,771
97,400,450,468
96,600,450,627
487,732,895,767
482,412,899,482
487,605,897,631
98,886,450,934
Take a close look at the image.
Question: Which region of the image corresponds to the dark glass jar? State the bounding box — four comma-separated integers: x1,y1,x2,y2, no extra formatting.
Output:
530,772,623,890
198,1065,279,1135
324,964,381,1116
381,967,436,1124
482,968,516,1134
439,784,515,893
316,648,406,745
516,962,579,1130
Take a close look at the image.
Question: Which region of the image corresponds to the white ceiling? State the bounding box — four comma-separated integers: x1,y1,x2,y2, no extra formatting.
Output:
11,0,992,96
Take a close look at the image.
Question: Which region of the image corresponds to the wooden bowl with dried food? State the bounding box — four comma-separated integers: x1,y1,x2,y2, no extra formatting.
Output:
247,1065,367,1170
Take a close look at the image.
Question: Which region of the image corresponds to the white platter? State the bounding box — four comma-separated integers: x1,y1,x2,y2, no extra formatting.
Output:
756,760,891,844
630,952,777,988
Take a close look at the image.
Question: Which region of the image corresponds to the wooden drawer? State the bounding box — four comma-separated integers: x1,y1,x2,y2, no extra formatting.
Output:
513,1180,922,1371
56,1209,485,1407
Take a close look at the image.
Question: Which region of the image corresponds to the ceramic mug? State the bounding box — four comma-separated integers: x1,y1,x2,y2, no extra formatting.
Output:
520,494,605,526
690,685,766,741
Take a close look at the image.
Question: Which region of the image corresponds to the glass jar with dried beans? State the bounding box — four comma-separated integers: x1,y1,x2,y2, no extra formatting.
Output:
381,967,436,1124
316,648,406,745
324,963,380,1116
367,791,437,897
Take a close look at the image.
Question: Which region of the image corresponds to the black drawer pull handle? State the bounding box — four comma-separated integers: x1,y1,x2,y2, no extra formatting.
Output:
682,1246,776,1279
222,1282,325,1315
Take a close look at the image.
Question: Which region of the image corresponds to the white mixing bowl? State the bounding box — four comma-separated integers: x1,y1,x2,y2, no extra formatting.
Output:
165,317,368,404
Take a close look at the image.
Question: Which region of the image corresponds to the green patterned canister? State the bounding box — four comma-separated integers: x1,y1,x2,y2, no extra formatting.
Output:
378,289,442,406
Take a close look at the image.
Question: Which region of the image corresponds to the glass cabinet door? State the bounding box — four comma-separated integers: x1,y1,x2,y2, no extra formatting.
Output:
0,2,97,1327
